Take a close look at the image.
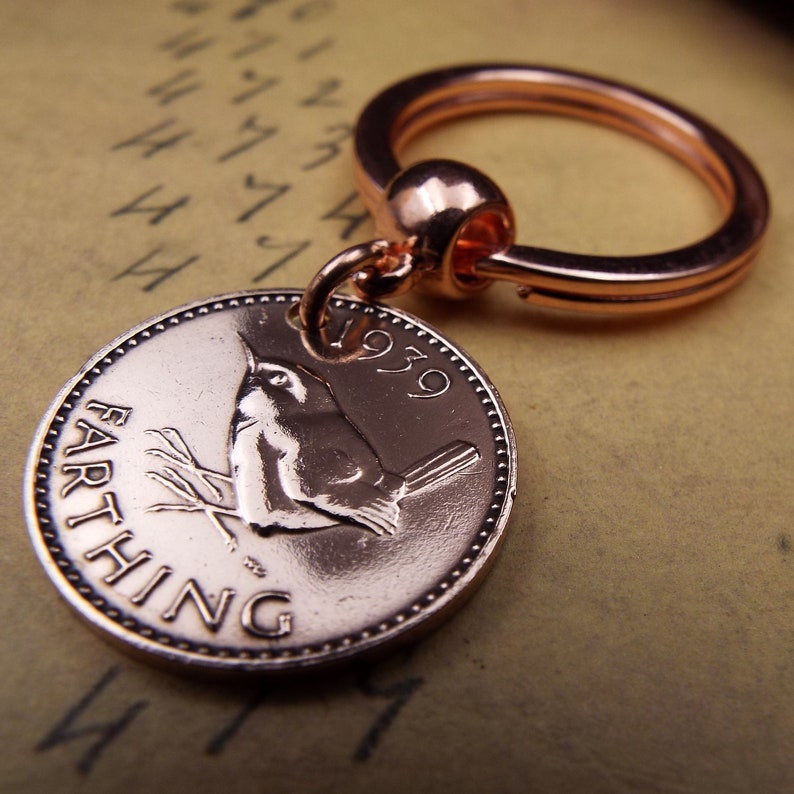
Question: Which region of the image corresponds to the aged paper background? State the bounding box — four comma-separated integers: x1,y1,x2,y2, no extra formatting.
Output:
2,1,792,791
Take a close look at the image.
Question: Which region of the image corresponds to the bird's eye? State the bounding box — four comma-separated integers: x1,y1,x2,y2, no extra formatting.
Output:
268,372,288,387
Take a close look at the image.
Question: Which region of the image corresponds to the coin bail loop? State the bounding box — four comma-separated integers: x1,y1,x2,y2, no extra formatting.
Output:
299,240,393,335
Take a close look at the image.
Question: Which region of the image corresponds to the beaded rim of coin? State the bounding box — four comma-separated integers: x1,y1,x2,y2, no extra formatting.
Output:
25,290,516,673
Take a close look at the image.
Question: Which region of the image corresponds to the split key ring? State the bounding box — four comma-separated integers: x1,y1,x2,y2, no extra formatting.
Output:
347,64,769,314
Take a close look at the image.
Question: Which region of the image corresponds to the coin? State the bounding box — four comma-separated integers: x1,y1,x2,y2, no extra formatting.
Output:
25,290,516,672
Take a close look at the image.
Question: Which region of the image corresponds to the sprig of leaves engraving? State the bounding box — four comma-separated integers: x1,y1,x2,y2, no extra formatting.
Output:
144,428,240,551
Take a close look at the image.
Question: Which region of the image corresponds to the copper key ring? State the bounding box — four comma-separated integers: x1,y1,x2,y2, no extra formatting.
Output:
349,64,769,314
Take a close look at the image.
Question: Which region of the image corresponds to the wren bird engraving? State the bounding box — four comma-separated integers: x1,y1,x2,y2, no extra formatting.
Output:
230,341,479,537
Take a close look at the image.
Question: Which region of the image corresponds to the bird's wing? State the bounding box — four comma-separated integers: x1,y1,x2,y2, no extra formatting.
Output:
300,481,400,536
299,447,364,489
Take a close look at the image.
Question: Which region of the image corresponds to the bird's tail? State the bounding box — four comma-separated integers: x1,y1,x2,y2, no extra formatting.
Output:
400,441,480,495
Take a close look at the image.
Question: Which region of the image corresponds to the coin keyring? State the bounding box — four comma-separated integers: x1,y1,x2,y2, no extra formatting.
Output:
25,64,768,673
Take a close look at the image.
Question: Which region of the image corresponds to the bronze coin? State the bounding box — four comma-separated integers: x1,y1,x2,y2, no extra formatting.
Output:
25,290,516,672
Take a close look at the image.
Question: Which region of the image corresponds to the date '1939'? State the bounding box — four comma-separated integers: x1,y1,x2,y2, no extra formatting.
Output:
333,323,451,399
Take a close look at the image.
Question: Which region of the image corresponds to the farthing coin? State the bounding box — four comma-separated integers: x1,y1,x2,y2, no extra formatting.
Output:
25,290,516,672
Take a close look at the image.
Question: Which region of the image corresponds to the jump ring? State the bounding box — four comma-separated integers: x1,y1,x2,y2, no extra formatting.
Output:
298,240,390,334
